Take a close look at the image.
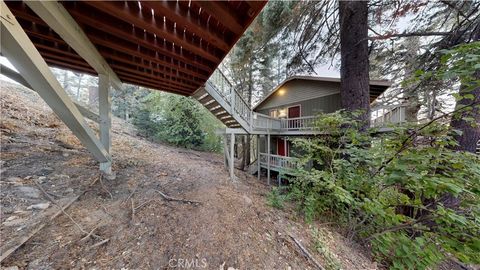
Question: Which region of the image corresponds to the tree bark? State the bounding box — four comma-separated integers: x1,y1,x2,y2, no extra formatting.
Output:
339,0,370,130
450,71,480,153
450,29,480,153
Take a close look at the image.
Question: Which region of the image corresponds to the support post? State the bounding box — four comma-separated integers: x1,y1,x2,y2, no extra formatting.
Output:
223,134,228,168
257,135,260,180
230,133,235,180
98,74,112,174
230,88,236,117
267,133,271,185
0,2,110,164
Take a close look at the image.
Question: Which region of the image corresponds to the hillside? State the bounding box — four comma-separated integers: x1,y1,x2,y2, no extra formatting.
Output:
0,80,376,269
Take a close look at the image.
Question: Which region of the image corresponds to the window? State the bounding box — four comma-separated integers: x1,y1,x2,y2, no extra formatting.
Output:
270,108,288,118
269,109,278,118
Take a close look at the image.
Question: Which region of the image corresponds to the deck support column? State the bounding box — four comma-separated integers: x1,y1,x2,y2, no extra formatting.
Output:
230,133,235,180
98,74,112,175
267,133,271,185
257,135,260,180
0,2,110,165
223,134,228,169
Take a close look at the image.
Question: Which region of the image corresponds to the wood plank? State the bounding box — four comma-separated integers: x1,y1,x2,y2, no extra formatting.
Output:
194,1,244,35
141,1,231,51
82,1,221,63
25,1,122,90
64,6,214,75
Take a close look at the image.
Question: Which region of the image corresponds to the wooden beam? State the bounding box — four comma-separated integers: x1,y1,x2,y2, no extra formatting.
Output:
1,2,110,163
63,5,214,75
25,1,122,90
24,28,206,84
87,34,211,77
81,1,221,63
194,1,244,35
30,37,200,92
230,133,235,180
141,1,231,51
98,74,112,174
113,70,195,95
18,20,212,80
0,64,100,123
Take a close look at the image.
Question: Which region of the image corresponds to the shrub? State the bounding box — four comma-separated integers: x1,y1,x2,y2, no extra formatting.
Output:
289,111,480,269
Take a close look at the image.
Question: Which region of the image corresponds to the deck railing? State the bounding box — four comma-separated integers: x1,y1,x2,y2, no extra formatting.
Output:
280,116,316,130
208,67,407,132
259,153,298,171
252,113,316,131
371,105,407,127
252,113,282,130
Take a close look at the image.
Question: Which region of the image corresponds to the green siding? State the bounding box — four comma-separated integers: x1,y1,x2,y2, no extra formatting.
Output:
256,93,342,117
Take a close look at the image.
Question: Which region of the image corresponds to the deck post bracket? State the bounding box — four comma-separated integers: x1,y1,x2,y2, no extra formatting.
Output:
0,1,111,164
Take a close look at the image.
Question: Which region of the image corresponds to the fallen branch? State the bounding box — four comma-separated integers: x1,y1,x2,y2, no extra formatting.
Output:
289,234,325,270
123,185,138,204
0,196,78,262
154,190,202,205
32,179,93,237
88,238,110,250
1,176,105,262
79,225,100,243
134,199,154,211
131,198,135,222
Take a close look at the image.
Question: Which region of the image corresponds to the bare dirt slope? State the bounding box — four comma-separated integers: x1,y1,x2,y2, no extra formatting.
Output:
1,80,376,269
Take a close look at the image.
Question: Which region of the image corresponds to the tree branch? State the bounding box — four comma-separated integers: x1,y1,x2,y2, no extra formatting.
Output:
369,31,451,40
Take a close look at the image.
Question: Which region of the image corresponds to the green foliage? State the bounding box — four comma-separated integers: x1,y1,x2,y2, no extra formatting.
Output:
266,186,290,209
131,91,223,152
311,227,342,270
287,112,480,269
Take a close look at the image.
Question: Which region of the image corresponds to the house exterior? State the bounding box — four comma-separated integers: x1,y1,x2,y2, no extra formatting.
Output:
193,69,402,182
251,76,395,183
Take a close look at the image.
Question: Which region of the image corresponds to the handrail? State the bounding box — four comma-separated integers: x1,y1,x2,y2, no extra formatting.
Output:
206,69,252,126
371,105,406,127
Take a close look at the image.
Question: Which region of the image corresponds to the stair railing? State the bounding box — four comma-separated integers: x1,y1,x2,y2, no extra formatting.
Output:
207,69,252,127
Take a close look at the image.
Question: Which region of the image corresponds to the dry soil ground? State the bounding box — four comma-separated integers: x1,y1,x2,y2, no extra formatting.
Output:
1,80,377,270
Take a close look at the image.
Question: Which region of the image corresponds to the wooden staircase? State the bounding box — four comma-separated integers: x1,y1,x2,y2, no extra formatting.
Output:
193,69,252,131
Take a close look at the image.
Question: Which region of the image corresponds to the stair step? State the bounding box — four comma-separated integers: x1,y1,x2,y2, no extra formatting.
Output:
201,95,215,105
205,101,221,110
219,115,233,120
210,106,224,114
193,88,207,99
215,110,229,116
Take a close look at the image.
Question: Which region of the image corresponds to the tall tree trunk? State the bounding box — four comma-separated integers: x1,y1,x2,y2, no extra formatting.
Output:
242,63,254,171
404,94,421,122
339,0,370,129
450,30,480,153
403,38,421,123
450,71,480,153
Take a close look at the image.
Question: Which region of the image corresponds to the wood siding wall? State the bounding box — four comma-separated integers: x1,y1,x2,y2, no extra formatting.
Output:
257,93,342,117
255,79,342,114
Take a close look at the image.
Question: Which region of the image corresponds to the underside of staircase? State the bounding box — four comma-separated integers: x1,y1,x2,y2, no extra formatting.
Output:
193,87,242,129
192,69,252,131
